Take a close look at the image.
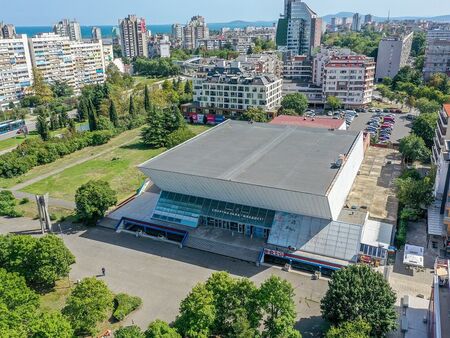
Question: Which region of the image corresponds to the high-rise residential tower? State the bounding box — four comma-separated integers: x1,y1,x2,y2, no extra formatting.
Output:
276,0,322,56
91,27,102,41
53,19,82,41
0,23,16,38
423,29,450,80
375,32,413,81
183,16,209,50
352,13,362,32
0,34,33,109
118,15,149,58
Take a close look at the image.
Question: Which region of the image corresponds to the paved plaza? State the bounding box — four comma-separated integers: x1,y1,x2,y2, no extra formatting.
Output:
0,217,328,336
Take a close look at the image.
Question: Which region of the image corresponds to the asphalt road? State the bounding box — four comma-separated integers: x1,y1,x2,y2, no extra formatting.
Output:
0,109,78,142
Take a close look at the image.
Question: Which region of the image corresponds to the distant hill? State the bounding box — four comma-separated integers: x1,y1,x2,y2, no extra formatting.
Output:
322,12,450,23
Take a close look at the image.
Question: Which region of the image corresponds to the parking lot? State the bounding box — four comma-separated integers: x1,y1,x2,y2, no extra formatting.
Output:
348,111,415,144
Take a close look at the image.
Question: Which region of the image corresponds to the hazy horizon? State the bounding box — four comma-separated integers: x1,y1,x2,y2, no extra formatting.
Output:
2,0,450,26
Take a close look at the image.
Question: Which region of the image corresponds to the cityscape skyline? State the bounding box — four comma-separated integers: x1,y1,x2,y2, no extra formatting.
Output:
2,0,450,26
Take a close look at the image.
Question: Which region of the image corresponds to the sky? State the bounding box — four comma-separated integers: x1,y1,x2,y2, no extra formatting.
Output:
3,0,450,26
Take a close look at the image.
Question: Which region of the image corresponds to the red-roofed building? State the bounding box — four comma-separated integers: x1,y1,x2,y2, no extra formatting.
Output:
270,115,347,130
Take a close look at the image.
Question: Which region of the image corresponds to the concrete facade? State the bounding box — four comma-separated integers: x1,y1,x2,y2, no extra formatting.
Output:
376,33,413,81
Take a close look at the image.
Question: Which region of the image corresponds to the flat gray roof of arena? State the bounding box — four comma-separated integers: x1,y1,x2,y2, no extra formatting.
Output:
140,120,361,196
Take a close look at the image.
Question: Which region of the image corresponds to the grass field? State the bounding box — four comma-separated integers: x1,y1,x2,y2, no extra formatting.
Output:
22,125,210,203
16,198,75,221
133,76,168,88
39,279,73,313
0,127,144,189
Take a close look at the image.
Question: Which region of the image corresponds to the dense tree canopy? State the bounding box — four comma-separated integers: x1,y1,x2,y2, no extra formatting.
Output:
326,96,342,111
241,107,269,122
411,112,439,148
75,180,117,225
281,93,308,116
29,312,74,338
63,277,114,336
115,325,146,338
399,134,431,163
146,320,181,338
133,58,180,77
0,234,75,289
326,320,371,338
322,29,382,56
321,265,397,337
395,174,434,210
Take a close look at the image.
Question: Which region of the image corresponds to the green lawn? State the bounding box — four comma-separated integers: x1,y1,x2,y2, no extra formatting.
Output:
22,125,210,203
133,76,167,88
0,134,39,152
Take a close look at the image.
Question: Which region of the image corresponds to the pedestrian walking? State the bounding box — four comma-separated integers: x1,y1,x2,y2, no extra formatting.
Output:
101,267,106,276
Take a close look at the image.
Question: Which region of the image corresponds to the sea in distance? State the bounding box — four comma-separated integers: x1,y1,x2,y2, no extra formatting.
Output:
16,21,275,39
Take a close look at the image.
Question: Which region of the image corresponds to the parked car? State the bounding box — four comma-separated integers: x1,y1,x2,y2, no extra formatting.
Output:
327,111,333,116
384,117,395,122
406,114,416,121
333,112,341,119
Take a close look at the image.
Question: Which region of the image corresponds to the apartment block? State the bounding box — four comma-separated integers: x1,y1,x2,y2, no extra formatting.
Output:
28,33,105,93
0,35,33,109
375,32,413,81
424,29,450,80
312,47,353,87
0,23,16,39
28,33,76,87
352,13,362,32
183,16,209,50
430,104,450,256
53,19,82,41
119,15,149,58
323,55,375,107
70,40,106,92
186,65,282,118
91,27,102,41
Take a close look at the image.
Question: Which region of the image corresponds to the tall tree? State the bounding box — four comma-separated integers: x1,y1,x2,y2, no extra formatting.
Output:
241,107,268,122
184,80,193,95
36,114,50,141
326,320,371,338
146,320,181,338
395,175,434,210
87,98,98,131
321,265,397,337
326,96,342,111
49,113,60,131
281,93,309,115
258,276,301,338
144,85,151,112
411,112,438,148
62,277,114,336
77,97,88,121
174,283,216,338
31,67,53,104
75,180,117,226
115,326,145,338
109,100,119,127
129,95,136,117
204,272,260,336
399,134,430,163
141,107,166,148
29,312,74,338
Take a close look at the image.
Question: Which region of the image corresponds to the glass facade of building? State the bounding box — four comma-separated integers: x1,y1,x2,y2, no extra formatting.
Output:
152,191,276,236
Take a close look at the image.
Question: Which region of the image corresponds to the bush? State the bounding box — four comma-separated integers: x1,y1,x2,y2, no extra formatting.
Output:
0,130,115,178
165,127,196,149
0,190,23,217
113,293,143,321
115,325,145,338
19,197,30,205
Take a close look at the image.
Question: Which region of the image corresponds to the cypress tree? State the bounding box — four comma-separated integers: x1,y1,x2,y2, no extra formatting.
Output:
87,98,98,131
144,85,151,112
184,80,193,95
129,95,136,117
109,99,119,127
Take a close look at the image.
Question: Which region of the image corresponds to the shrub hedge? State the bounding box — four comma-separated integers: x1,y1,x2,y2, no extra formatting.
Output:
0,130,114,178
113,293,142,321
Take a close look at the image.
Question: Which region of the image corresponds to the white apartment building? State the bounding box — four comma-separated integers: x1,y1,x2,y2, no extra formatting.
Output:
28,33,75,87
192,71,282,117
184,16,209,50
283,54,312,81
102,43,114,65
375,32,413,81
312,48,353,87
423,29,450,80
28,33,106,93
323,55,375,107
70,40,106,92
0,35,33,109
